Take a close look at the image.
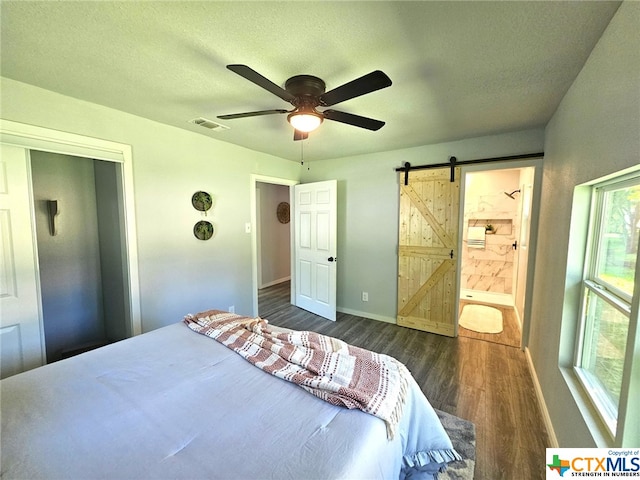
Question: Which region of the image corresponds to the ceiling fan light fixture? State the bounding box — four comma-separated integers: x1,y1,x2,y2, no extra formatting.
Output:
287,111,323,132
221,65,391,139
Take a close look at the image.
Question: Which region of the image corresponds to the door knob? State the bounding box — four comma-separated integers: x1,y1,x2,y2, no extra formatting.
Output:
328,257,337,262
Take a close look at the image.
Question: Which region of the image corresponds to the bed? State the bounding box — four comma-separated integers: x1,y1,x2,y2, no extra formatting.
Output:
0,311,459,479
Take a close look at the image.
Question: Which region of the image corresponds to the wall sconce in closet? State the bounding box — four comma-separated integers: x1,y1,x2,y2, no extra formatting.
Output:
47,200,59,236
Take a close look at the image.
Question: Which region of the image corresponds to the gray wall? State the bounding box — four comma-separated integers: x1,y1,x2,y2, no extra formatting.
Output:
94,160,128,341
1,77,302,330
531,1,639,447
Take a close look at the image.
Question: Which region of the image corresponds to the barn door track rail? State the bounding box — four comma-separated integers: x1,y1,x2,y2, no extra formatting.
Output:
396,152,544,185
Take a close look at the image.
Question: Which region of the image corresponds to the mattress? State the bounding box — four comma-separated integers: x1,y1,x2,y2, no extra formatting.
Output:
0,321,458,479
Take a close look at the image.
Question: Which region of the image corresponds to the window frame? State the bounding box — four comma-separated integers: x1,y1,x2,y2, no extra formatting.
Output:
573,172,639,439
590,176,639,302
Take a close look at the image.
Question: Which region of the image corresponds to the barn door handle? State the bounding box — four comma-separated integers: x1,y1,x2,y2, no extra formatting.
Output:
450,250,454,259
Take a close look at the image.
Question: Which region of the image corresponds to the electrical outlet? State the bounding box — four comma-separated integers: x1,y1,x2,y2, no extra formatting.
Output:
228,305,235,314
362,292,368,302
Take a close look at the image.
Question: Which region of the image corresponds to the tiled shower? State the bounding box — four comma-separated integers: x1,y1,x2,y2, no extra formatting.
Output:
461,168,523,306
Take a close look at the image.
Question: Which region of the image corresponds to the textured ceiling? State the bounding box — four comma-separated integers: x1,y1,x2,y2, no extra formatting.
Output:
0,1,621,161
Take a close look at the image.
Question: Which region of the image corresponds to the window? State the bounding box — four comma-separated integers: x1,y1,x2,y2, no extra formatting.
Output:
574,173,640,437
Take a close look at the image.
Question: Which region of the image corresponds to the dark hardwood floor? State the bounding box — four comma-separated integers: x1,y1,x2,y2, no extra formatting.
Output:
259,281,549,480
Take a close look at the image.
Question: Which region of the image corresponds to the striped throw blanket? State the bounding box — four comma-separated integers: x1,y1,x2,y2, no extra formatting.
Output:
184,310,410,439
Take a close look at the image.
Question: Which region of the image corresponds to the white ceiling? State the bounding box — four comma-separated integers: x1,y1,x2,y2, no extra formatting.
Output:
1,1,621,161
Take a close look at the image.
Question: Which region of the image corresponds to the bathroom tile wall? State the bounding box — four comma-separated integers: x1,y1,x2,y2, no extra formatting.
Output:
462,170,521,295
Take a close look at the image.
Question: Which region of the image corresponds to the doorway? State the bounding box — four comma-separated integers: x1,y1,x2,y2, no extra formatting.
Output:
251,175,338,322
458,164,538,348
256,181,292,316
31,151,129,362
250,175,298,317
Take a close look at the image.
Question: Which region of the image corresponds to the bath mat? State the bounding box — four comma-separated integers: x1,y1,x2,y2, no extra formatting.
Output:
459,304,503,334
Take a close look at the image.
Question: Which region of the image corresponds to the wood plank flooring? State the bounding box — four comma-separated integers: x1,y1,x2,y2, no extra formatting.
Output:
259,281,550,480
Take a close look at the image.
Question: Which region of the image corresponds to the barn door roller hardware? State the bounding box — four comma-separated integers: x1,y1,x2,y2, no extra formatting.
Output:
397,152,544,185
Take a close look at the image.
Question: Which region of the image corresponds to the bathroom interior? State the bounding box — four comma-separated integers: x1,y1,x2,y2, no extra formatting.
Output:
459,166,535,347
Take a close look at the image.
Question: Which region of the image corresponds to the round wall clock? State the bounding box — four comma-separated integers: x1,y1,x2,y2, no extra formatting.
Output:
193,220,214,240
277,202,290,224
192,191,212,212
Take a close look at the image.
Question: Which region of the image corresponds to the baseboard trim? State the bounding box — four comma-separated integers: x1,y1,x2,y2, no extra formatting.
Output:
513,305,523,332
460,289,514,307
525,347,559,447
337,307,396,324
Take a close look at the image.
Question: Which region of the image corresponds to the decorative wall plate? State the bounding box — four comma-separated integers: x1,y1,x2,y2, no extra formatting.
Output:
192,191,212,212
193,220,214,240
277,202,290,224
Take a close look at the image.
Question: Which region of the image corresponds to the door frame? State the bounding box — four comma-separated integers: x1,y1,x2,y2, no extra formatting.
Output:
459,157,543,349
250,174,298,317
0,119,142,337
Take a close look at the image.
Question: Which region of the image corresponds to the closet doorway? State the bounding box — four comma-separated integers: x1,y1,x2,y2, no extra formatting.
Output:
31,152,129,362
0,119,140,377
458,160,541,349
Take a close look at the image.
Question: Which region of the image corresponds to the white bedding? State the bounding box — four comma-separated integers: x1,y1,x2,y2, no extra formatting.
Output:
0,322,458,479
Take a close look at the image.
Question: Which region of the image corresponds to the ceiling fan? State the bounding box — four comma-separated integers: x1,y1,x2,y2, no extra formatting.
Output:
217,64,392,141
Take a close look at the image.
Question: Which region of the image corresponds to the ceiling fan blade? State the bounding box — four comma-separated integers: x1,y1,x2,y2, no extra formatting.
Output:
293,129,308,141
227,64,296,103
217,109,289,120
319,70,392,107
322,110,385,131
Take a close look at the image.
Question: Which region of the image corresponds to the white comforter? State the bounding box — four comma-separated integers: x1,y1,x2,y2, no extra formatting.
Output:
0,322,458,479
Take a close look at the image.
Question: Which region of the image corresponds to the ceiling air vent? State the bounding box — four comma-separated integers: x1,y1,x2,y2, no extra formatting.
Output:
188,117,230,132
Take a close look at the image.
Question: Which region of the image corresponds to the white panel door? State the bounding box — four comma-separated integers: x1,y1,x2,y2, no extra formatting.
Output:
294,180,337,321
0,144,43,378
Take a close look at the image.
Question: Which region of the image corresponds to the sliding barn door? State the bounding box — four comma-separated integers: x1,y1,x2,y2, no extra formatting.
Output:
397,168,460,337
